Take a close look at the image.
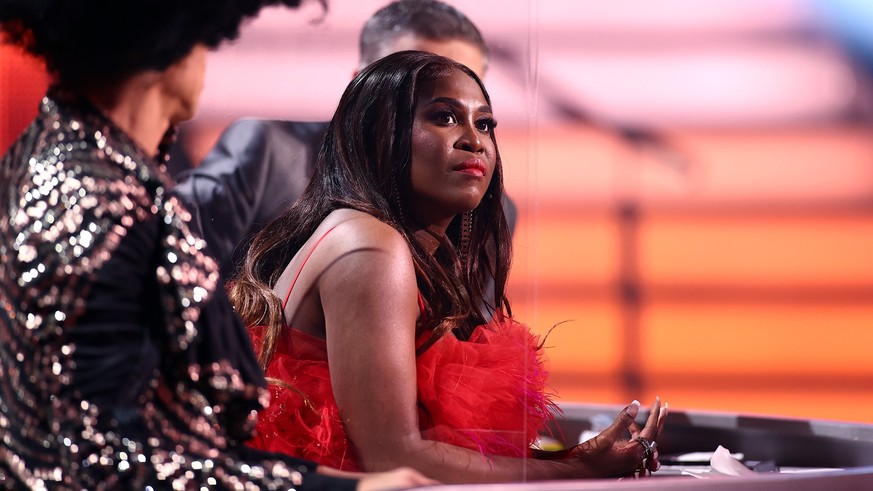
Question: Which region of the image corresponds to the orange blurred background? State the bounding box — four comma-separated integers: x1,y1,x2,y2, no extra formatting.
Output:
3,0,872,424
502,123,873,424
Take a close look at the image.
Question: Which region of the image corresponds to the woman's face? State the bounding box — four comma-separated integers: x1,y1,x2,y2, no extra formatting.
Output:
162,43,208,124
408,68,497,231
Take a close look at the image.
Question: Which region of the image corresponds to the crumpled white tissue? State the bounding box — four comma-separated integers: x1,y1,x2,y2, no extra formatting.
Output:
678,445,753,478
710,445,756,476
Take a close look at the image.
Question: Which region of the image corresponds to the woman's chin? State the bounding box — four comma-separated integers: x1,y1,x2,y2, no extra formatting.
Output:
170,103,199,126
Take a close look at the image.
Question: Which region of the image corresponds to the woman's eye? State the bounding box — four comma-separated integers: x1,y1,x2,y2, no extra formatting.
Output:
435,112,457,125
477,118,497,132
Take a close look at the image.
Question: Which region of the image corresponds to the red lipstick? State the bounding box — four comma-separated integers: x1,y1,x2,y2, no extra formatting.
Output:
453,158,486,177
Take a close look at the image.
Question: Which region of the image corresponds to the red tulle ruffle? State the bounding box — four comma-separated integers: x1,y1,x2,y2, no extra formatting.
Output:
248,326,361,471
247,319,556,470
415,319,557,458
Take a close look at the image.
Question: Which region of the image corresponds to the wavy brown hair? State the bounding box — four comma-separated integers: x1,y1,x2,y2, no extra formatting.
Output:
230,50,512,369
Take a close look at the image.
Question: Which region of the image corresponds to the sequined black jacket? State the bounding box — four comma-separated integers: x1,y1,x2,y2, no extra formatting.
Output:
0,95,355,490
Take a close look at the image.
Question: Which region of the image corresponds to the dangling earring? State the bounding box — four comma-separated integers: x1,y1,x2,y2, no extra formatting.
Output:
459,211,473,267
392,174,405,225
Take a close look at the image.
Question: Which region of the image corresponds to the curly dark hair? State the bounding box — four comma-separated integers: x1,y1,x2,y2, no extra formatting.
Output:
0,0,313,90
231,50,512,368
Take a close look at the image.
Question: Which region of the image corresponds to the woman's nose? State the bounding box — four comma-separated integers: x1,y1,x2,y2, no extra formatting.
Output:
455,123,484,153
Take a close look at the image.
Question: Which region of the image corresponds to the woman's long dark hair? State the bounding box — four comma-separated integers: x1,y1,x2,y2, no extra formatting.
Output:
231,51,512,368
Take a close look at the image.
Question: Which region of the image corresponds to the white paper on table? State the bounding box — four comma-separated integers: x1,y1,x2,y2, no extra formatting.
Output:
671,450,744,462
668,446,751,478
670,445,844,478
710,445,757,476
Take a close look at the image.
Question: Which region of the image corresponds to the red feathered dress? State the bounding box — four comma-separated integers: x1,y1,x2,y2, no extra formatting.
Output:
247,231,556,470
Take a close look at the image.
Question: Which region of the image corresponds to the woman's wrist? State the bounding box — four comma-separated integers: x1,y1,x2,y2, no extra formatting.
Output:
521,455,587,481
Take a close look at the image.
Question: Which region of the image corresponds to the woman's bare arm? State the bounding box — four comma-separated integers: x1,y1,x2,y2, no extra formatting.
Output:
316,214,662,483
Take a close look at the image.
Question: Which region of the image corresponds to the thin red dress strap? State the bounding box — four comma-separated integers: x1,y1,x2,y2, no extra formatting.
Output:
281,225,340,311
417,291,427,317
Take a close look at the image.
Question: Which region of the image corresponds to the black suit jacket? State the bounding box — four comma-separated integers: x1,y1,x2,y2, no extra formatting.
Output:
174,119,326,275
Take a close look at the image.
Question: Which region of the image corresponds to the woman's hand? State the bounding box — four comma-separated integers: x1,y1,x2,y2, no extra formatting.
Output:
565,398,668,479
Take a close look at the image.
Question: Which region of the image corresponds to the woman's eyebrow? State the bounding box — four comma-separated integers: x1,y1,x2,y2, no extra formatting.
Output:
424,97,492,114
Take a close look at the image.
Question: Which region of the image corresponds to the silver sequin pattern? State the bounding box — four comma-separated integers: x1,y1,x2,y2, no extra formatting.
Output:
0,96,306,490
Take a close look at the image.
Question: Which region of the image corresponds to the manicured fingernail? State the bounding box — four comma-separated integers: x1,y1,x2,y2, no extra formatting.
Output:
627,400,640,416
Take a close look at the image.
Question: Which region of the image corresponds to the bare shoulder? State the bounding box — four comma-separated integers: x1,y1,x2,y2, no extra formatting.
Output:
316,209,416,294
275,208,409,297
324,209,409,256
314,210,418,324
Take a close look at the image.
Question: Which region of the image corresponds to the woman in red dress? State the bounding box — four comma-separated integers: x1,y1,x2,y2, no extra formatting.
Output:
231,50,666,483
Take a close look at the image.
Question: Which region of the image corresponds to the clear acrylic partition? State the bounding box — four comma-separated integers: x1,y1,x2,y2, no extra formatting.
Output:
180,0,873,485
4,0,873,487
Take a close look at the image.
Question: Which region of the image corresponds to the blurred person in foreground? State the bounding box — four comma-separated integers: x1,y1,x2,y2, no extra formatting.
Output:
0,1,433,489
174,0,513,278
232,50,668,483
